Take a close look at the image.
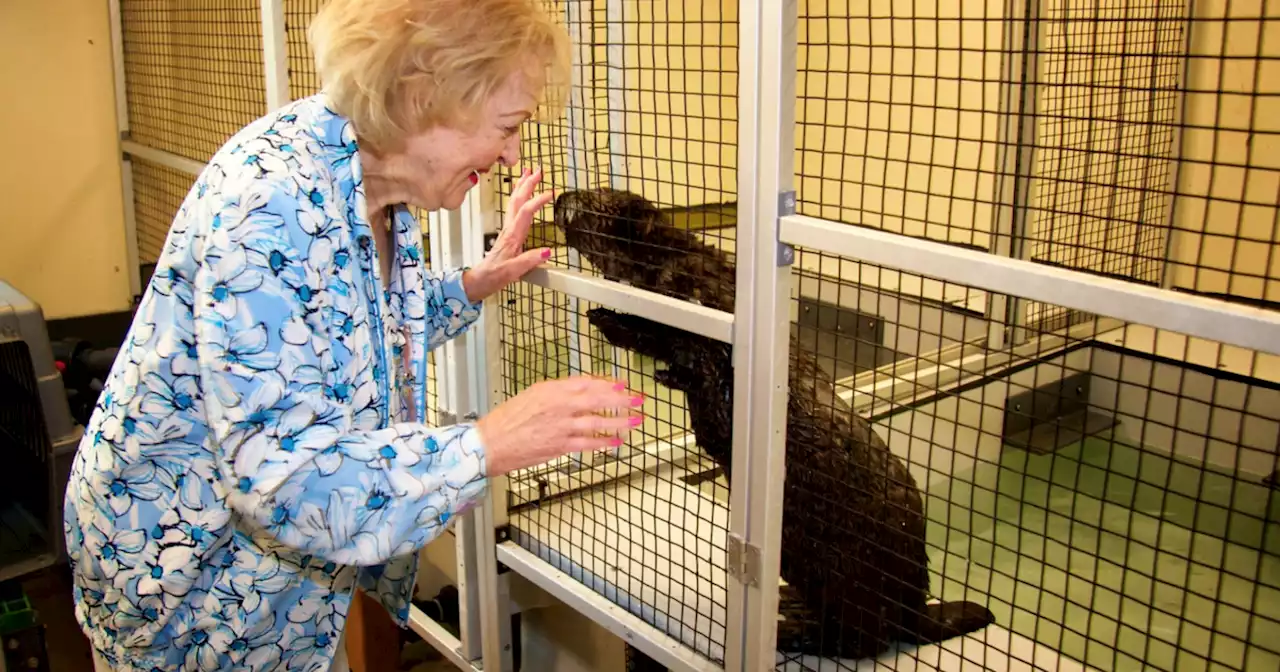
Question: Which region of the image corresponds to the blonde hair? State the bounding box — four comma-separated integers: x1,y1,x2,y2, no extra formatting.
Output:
309,0,570,153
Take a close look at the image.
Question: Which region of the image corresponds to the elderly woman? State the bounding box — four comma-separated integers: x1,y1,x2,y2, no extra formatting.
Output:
64,0,639,670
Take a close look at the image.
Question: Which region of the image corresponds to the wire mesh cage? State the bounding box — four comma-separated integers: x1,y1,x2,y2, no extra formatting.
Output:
796,0,1277,305
486,0,1280,670
131,158,200,266
499,282,734,659
769,1,1279,670
104,0,1280,670
484,0,748,663
117,0,269,266
767,243,1280,672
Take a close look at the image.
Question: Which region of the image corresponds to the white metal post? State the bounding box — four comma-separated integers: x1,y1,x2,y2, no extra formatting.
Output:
427,211,457,423
463,172,515,672
432,207,485,663
260,0,291,110
990,0,1043,348
108,0,141,301
727,0,797,668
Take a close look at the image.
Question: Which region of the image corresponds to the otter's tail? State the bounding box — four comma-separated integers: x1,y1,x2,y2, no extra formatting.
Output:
903,601,996,646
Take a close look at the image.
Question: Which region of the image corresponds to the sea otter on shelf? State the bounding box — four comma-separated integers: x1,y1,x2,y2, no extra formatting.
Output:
552,187,996,661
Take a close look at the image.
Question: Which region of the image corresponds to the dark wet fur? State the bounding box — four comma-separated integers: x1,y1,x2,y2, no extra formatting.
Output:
553,188,996,660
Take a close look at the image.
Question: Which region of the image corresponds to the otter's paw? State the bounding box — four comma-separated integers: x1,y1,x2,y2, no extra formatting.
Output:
653,368,690,391
586,307,634,346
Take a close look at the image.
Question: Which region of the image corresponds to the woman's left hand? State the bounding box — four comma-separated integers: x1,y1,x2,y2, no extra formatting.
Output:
461,166,554,303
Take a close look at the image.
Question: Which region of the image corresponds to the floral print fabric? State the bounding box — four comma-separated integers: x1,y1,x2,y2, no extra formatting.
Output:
63,93,489,671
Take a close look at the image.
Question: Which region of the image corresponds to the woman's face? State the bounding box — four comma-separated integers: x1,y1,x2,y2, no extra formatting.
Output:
397,71,538,211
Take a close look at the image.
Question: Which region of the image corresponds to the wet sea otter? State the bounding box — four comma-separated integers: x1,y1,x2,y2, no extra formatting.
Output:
552,188,995,661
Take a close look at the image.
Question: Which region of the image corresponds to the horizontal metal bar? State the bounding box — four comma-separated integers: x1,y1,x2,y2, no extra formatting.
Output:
495,541,723,672
781,215,1280,357
841,317,1125,412
521,267,734,343
121,139,207,176
405,604,480,671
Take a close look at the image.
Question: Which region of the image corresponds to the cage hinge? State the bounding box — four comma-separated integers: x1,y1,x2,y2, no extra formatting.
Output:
726,533,761,586
776,191,796,266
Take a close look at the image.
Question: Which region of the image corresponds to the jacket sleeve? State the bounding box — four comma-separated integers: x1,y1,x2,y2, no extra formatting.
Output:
425,266,483,351
192,178,489,568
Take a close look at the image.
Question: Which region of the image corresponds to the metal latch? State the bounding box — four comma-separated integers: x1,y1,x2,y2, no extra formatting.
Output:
777,191,796,266
727,533,761,586
437,410,480,426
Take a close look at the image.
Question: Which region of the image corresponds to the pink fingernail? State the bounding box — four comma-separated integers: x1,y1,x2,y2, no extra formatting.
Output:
542,248,552,259
629,416,643,427
613,382,626,391
610,437,623,447
631,396,644,407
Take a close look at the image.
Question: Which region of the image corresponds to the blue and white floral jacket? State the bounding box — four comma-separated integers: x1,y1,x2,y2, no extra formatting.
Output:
63,92,489,671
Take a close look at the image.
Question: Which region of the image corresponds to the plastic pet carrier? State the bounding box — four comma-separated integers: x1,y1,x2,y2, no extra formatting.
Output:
0,281,82,582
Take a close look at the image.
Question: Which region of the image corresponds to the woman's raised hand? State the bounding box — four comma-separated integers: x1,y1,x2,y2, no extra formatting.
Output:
477,376,645,475
461,166,554,303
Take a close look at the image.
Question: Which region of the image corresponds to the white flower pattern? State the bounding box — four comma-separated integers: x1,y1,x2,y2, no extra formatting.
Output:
63,93,488,671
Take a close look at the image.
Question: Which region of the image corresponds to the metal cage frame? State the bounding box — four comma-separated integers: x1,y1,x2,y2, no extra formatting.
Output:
465,0,1280,669
104,0,1280,671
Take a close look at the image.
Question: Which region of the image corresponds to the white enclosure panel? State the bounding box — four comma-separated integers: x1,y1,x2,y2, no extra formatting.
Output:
1090,343,1280,479
872,349,1099,492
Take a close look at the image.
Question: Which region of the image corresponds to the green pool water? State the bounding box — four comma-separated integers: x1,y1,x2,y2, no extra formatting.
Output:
924,437,1280,672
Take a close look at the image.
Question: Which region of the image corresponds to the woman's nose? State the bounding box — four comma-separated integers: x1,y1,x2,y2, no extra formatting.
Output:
498,135,521,167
